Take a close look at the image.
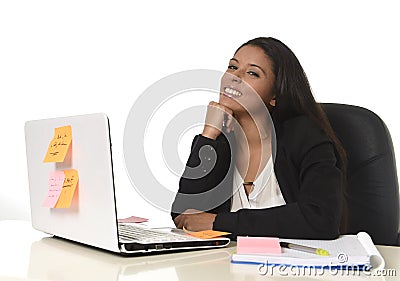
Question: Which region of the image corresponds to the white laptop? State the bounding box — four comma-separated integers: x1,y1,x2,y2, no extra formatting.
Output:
24,113,230,255
28,237,232,280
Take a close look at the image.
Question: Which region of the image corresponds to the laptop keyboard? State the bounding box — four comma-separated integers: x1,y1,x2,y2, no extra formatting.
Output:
118,224,197,243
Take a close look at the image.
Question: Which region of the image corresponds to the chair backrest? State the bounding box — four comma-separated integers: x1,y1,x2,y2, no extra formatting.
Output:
322,103,400,245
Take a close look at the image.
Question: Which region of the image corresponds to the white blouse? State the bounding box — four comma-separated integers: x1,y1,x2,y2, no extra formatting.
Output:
231,157,286,212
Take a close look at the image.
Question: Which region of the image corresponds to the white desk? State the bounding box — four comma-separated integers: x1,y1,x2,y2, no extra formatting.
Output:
1,220,399,281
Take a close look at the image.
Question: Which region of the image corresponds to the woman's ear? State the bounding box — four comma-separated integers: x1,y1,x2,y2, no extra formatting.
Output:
269,97,276,107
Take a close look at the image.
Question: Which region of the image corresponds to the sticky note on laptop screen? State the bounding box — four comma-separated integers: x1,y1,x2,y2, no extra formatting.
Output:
54,169,79,208
237,236,282,254
43,125,72,163
42,171,65,208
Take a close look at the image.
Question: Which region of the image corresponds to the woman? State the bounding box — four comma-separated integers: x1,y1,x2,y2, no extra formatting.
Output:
171,37,346,240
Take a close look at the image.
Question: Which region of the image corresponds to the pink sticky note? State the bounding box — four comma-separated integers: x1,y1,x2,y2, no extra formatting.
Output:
117,216,148,223
42,171,65,208
237,236,282,255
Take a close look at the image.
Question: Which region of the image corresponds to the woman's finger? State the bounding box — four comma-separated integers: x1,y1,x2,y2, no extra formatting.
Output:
203,102,227,139
224,110,234,133
174,214,184,229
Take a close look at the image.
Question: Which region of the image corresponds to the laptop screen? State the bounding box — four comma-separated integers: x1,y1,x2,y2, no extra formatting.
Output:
25,113,121,252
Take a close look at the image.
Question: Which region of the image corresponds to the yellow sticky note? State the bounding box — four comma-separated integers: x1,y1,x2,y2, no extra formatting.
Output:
183,227,231,239
43,125,72,163
55,169,79,208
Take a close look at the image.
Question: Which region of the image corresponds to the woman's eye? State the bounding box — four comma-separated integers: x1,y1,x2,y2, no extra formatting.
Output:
228,65,238,70
248,71,259,77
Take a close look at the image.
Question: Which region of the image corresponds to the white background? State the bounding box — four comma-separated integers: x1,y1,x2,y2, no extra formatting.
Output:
1,0,399,225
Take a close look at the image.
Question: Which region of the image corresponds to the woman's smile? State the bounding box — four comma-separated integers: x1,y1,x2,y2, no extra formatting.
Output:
222,87,243,98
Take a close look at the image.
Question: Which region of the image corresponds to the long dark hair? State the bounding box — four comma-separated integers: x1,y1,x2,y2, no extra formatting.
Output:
237,37,348,232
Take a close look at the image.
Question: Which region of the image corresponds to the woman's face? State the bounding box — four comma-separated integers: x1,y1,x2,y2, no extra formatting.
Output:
220,45,276,115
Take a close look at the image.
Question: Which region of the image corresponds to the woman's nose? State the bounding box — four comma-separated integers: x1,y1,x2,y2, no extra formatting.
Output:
231,73,242,84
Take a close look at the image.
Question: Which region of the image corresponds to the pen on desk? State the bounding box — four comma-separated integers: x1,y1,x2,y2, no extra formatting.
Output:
279,242,330,256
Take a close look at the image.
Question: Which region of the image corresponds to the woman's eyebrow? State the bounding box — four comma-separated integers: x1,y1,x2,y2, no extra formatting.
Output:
249,63,266,75
229,58,266,75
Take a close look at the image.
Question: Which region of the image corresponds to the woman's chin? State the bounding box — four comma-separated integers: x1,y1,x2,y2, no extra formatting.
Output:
220,94,238,105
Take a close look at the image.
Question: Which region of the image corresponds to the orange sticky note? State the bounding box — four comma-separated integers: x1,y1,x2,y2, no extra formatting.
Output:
43,125,72,163
42,171,65,208
183,227,231,239
55,169,79,208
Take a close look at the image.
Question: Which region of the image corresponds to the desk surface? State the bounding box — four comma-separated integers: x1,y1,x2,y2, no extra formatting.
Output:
1,220,399,281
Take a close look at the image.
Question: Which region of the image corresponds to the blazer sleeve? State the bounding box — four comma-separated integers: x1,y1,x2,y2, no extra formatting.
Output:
171,134,233,220
213,117,343,240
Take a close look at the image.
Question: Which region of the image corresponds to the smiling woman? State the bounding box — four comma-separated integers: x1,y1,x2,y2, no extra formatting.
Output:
171,37,347,240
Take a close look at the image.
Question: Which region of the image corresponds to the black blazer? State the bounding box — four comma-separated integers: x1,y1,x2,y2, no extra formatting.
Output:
171,115,343,240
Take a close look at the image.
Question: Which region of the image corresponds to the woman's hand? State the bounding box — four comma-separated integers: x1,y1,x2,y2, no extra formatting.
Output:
174,209,217,231
202,101,234,140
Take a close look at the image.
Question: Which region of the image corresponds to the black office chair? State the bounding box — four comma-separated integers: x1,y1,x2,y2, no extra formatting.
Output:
322,103,400,246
